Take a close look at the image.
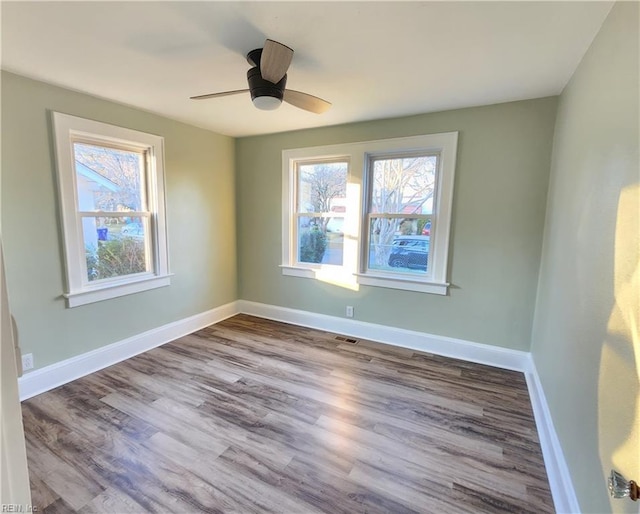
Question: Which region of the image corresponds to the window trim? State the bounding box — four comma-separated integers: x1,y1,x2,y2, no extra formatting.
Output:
282,132,458,295
52,112,171,307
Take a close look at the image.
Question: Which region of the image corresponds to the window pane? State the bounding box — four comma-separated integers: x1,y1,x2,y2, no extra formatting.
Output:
368,217,431,274
297,162,347,213
84,216,149,282
295,161,347,267
324,217,345,266
370,155,437,215
74,142,145,212
297,216,344,266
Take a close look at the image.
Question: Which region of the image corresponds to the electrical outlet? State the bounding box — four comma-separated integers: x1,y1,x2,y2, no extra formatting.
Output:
22,353,34,371
346,305,354,318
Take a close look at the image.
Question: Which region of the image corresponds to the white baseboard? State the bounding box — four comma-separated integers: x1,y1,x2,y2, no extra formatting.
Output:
18,298,578,513
237,300,578,513
524,357,581,514
18,301,239,401
237,300,530,371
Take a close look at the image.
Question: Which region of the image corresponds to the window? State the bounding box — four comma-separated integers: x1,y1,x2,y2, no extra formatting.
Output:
53,113,170,307
283,133,457,294
365,154,436,274
294,160,348,267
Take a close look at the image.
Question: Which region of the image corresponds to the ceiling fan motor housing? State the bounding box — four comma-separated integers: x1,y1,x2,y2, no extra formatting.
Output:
247,67,287,104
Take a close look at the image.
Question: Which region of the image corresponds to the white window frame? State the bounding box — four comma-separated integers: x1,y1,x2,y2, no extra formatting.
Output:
52,112,171,307
282,132,457,295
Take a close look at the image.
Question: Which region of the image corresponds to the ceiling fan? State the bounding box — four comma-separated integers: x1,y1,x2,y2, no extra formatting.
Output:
190,39,331,114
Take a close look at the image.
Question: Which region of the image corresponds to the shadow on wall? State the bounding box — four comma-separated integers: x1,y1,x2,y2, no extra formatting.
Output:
599,182,639,513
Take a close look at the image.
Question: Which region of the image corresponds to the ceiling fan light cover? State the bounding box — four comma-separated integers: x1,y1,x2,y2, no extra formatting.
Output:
252,96,282,110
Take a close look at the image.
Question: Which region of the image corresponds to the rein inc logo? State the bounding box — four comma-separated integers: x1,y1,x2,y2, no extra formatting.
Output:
2,506,37,512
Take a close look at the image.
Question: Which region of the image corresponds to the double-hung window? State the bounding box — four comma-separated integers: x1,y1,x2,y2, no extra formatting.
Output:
53,112,170,307
293,160,348,267
283,132,457,294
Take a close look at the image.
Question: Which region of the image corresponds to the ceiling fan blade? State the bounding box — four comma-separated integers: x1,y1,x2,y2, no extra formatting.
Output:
284,90,332,114
261,39,293,83
190,89,249,100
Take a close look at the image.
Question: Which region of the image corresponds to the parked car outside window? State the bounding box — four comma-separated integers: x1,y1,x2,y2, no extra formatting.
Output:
388,235,429,271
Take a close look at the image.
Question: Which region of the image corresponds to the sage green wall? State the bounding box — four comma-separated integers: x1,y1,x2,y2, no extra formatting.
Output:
236,97,557,350
531,3,639,513
1,72,237,371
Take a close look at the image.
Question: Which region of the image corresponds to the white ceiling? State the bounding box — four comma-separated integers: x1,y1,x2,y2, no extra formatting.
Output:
1,1,612,137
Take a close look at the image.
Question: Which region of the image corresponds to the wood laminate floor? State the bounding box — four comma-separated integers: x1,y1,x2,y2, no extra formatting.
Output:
22,314,554,513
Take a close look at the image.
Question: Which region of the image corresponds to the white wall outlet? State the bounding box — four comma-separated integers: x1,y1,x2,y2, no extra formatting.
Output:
22,353,34,371
346,305,354,318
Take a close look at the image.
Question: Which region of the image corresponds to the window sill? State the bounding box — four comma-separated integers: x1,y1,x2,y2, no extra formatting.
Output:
280,265,316,279
64,274,173,307
355,273,449,295
281,265,448,295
